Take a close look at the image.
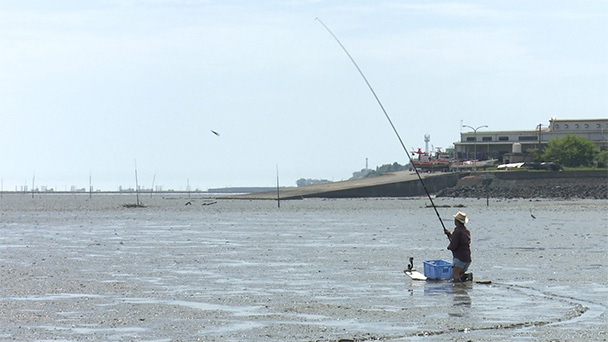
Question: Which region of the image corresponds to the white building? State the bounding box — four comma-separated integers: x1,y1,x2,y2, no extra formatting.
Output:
454,118,608,162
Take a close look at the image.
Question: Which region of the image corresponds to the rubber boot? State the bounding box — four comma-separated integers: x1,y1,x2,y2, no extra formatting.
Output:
460,273,473,282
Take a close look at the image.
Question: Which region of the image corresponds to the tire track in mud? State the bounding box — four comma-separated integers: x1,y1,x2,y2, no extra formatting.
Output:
335,282,602,342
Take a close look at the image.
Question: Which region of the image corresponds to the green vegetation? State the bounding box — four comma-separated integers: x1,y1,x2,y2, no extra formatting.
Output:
359,162,410,178
541,135,605,168
349,162,411,180
595,150,608,168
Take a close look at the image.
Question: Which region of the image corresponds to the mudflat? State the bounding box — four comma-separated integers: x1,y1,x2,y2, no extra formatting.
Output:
0,194,606,341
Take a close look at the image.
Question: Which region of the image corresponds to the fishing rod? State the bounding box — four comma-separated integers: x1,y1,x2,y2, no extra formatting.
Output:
316,18,448,237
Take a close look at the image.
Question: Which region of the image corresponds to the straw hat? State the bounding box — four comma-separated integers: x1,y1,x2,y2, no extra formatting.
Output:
453,211,469,224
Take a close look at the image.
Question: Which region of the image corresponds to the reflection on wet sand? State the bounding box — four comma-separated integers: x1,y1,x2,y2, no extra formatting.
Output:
452,283,472,308
421,281,471,317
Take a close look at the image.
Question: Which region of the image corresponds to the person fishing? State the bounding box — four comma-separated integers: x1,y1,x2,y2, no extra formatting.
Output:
444,211,472,282
317,20,477,283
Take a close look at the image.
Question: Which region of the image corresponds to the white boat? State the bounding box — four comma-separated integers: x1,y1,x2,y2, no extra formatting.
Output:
450,159,498,170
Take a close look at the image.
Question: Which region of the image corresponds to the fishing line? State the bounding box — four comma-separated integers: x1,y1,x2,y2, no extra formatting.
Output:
316,18,447,235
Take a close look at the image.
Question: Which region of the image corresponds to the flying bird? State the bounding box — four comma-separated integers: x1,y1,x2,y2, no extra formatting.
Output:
211,130,220,136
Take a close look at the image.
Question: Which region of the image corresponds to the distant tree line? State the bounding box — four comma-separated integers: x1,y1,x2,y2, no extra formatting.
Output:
350,162,410,180
296,162,410,187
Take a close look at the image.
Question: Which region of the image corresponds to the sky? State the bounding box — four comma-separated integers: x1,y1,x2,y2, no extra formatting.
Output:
1,0,607,191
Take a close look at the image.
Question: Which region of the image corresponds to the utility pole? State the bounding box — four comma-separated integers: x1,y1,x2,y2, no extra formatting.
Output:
462,124,488,171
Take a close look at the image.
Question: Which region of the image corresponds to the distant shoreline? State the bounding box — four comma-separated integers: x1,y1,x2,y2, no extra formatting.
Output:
2,171,606,200
0,187,277,195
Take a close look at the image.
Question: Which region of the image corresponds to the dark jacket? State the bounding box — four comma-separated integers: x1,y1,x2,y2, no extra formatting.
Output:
448,225,471,262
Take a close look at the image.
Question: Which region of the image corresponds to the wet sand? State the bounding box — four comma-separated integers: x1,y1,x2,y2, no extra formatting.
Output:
0,194,606,341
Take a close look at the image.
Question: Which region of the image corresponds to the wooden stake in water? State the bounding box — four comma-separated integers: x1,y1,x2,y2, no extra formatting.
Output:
276,164,280,208
187,178,191,199
135,160,140,207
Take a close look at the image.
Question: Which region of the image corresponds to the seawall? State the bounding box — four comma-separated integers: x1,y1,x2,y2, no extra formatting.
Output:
437,170,608,199
315,173,460,198
227,170,607,200
226,171,462,200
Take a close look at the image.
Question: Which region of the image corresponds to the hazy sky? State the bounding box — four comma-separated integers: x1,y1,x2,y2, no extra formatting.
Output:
1,1,607,191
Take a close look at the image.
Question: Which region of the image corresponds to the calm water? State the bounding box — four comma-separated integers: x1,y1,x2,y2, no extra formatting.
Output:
0,194,606,341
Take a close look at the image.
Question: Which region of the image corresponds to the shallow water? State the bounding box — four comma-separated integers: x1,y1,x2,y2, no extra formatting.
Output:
0,194,606,341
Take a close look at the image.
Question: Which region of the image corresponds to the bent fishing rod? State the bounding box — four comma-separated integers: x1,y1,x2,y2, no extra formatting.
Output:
316,18,448,237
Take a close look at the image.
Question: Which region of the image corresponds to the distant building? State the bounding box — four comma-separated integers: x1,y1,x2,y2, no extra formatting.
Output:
454,118,608,163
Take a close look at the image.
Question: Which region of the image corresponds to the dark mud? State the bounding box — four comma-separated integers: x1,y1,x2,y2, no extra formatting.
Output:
0,194,606,341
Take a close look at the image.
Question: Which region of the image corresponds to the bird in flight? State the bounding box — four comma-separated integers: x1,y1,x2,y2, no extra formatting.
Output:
211,130,220,136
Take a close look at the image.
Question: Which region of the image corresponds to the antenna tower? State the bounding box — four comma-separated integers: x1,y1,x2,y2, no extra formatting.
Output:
424,134,431,154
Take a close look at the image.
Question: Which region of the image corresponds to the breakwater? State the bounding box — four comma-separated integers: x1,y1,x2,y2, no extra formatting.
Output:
437,170,607,200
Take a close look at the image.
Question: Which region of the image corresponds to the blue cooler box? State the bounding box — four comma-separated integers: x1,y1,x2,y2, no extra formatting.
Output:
423,260,453,280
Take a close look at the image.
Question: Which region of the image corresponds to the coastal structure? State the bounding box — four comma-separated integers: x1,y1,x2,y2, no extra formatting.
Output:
227,170,607,200
454,118,608,163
